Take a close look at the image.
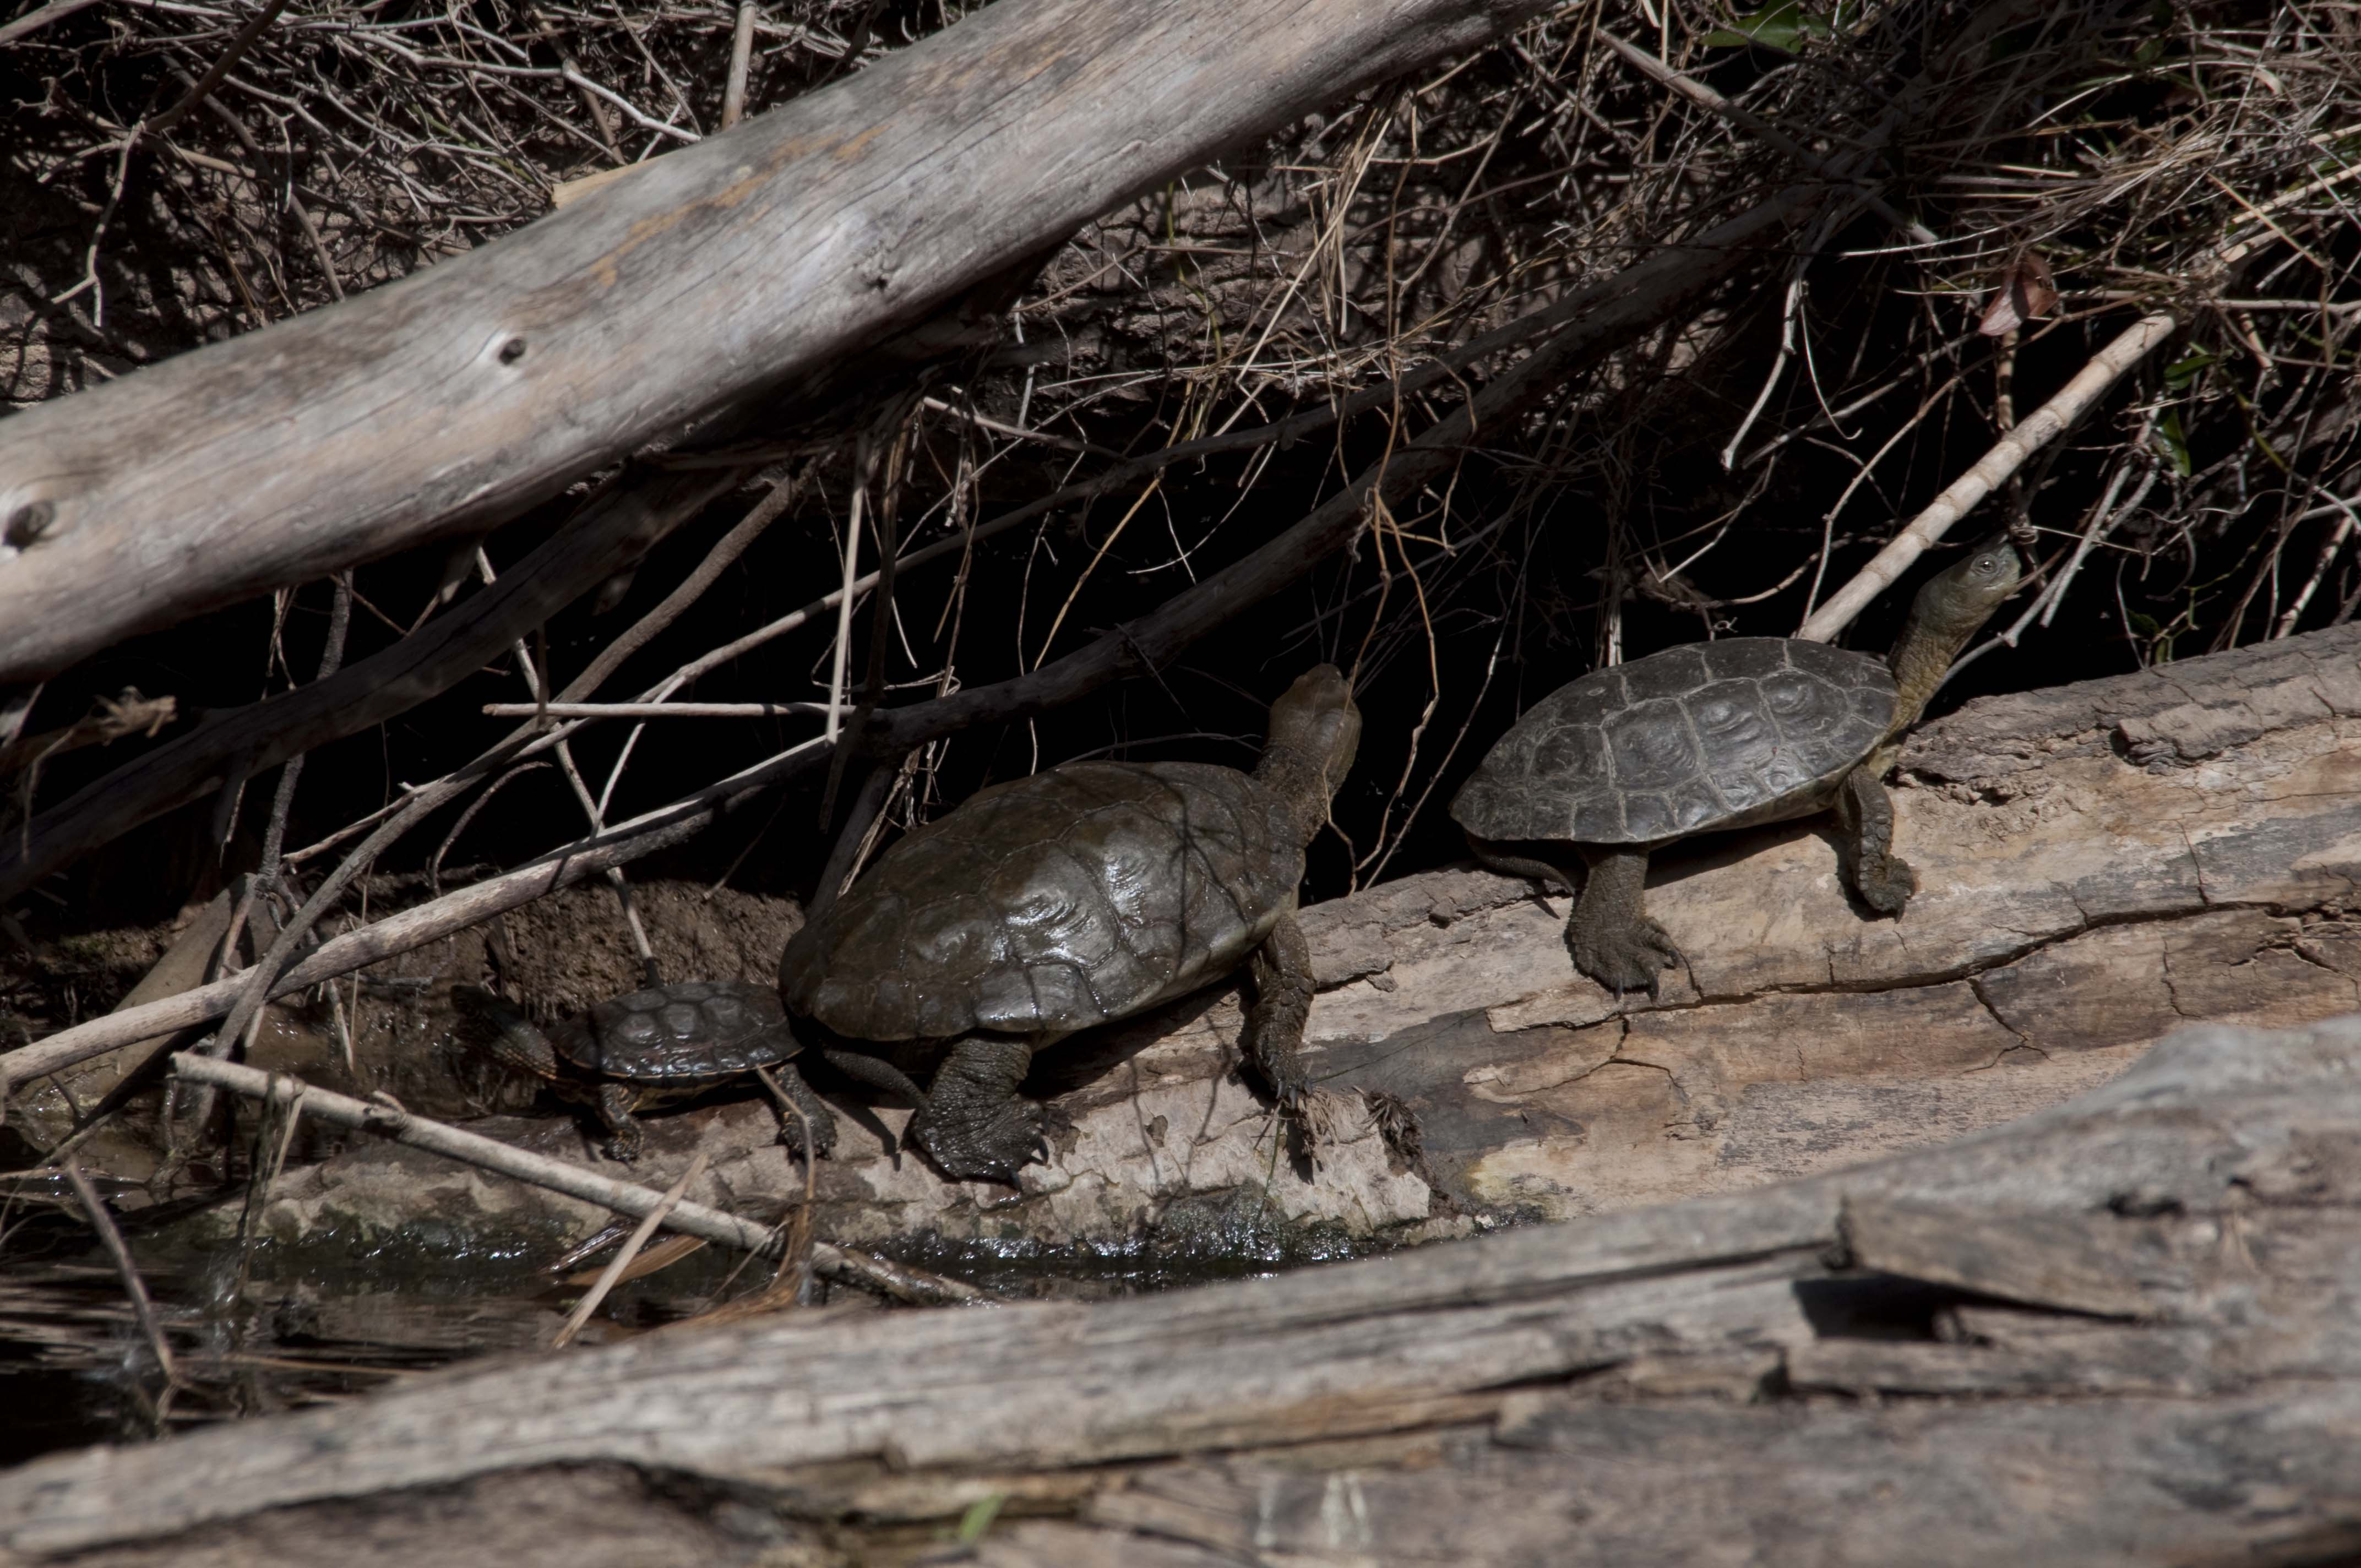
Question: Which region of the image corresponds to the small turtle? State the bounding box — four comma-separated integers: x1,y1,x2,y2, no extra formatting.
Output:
780,665,1362,1184
451,979,900,1163
1451,535,2022,995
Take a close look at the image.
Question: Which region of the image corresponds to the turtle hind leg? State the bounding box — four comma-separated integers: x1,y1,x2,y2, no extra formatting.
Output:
592,1082,646,1163
1568,846,1682,999
1835,765,1918,916
1245,911,1314,1114
764,1063,840,1160
908,1036,1044,1186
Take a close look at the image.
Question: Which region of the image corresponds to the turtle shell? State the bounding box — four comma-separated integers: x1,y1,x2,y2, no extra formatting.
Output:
781,761,1300,1041
1451,638,1896,847
553,979,799,1084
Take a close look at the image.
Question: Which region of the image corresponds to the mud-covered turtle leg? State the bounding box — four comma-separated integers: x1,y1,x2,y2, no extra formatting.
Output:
1834,764,1917,916
764,1063,839,1160
907,1036,1044,1185
1568,846,1682,998
591,1082,646,1163
1244,911,1314,1113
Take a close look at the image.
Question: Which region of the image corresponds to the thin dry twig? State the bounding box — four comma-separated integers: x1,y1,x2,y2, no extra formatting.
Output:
169,1052,988,1305
551,1149,709,1347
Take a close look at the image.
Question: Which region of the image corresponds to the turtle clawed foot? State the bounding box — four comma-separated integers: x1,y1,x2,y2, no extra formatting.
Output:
600,1126,645,1164
912,1098,1050,1187
1571,917,1684,1000
1855,854,1918,917
776,1104,841,1162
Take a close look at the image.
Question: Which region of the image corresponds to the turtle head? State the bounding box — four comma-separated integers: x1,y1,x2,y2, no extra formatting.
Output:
1260,663,1362,837
1886,532,2023,732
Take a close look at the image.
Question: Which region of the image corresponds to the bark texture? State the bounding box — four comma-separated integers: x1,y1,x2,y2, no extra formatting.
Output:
9,1011,2361,1564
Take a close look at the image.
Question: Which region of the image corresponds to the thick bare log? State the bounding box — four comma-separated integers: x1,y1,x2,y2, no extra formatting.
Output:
45,623,2352,1265
0,0,1565,685
7,1011,2361,1564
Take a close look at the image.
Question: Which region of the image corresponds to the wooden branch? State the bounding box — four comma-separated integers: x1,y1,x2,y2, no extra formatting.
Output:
0,0,1569,685
0,465,740,902
1796,310,2180,641
0,0,105,47
0,688,174,777
8,1011,2361,1562
166,1053,982,1305
480,701,831,720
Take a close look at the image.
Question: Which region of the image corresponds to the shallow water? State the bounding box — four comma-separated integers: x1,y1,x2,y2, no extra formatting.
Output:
0,1181,1397,1464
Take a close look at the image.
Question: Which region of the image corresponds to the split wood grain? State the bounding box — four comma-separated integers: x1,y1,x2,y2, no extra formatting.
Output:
6,1015,2360,1559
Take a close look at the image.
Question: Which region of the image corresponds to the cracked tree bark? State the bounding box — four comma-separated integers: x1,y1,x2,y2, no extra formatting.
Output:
79,622,2356,1266
10,1012,2361,1565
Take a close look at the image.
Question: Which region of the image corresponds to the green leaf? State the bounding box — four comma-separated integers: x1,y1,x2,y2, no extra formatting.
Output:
957,1494,1009,1545
1705,0,1827,51
2157,407,2193,476
2163,349,2216,389
2127,611,2162,636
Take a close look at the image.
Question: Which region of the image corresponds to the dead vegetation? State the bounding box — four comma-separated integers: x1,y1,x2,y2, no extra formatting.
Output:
0,0,2358,1479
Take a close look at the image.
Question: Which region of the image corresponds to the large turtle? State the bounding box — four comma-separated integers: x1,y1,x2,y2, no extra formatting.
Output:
451,979,917,1163
779,665,1362,1184
1451,535,2022,995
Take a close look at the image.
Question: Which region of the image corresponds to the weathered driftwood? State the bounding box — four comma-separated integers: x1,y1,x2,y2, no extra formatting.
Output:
8,1011,2361,1566
0,0,1570,686
112,623,2357,1263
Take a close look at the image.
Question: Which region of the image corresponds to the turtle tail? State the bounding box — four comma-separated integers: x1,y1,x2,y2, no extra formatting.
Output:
1464,836,1579,899
817,1045,929,1109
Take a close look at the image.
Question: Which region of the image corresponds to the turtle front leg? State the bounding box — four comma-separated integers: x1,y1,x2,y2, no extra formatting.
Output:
765,1063,840,1161
1835,764,1918,916
1569,846,1682,999
592,1082,646,1163
908,1036,1044,1185
1245,911,1314,1114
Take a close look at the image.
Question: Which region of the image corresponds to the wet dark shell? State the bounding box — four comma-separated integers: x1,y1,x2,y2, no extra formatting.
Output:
553,979,800,1084
1451,638,1897,846
781,761,1299,1041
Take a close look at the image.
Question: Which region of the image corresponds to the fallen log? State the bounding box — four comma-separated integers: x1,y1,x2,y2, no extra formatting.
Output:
0,0,1569,686
52,622,2353,1268
7,1011,2361,1565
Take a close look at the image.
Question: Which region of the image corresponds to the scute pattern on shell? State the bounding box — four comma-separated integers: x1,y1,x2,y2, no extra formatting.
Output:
1451,638,1897,845
559,979,799,1082
781,761,1300,1040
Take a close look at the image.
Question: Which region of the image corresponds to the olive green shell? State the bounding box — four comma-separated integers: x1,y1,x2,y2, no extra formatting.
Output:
551,979,799,1084
780,761,1299,1041
1452,638,1897,846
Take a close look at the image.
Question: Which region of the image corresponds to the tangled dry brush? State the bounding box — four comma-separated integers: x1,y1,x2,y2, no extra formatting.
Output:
2,0,2357,977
